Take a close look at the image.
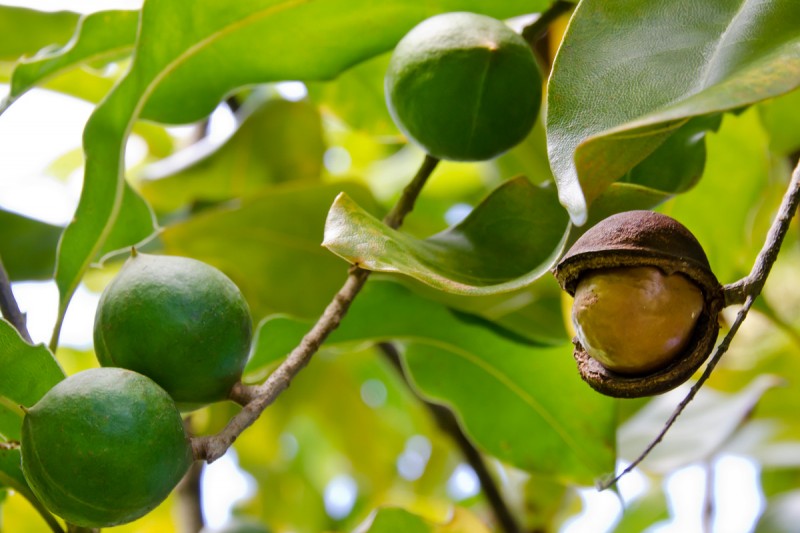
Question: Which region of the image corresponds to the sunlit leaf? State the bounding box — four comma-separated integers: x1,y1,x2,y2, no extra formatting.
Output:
307,53,399,137
547,0,800,224
140,98,325,213
323,177,570,295
5,10,137,105
363,506,491,533
51,0,548,346
619,375,783,473
758,87,800,156
161,181,379,320
0,6,78,62
247,280,616,484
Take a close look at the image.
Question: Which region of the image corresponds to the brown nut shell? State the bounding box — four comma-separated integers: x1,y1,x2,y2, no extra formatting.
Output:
553,210,724,398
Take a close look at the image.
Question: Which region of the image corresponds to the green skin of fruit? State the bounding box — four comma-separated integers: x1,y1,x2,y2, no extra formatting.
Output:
572,266,705,375
385,12,542,161
21,368,193,528
94,253,252,408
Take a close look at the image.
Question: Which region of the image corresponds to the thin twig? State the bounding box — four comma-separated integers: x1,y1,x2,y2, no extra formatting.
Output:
602,159,800,490
193,155,439,462
0,256,33,343
379,343,522,533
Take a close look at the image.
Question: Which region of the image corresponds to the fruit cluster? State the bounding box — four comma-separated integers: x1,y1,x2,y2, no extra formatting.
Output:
22,253,253,527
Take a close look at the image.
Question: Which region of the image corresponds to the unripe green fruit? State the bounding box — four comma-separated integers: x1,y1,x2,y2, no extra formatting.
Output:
572,266,704,375
21,368,193,528
94,252,252,408
385,12,541,161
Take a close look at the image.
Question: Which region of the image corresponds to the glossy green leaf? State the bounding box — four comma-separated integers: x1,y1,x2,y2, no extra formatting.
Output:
52,0,547,347
547,0,800,224
0,210,61,281
247,280,616,484
140,98,325,213
0,6,78,62
0,445,62,533
0,320,64,441
161,182,379,320
5,10,137,105
323,177,570,295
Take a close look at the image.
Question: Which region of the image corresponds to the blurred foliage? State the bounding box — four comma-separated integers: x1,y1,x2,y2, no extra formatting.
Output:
0,0,799,532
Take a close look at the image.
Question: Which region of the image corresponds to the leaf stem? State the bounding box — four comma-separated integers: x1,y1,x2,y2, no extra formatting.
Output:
193,155,439,462
379,342,522,533
602,158,800,490
0,256,33,343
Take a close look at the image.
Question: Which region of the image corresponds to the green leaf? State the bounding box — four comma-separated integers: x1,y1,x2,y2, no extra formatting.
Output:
52,0,547,346
0,210,61,281
247,280,616,484
364,507,430,533
0,6,78,62
5,10,138,105
307,53,398,137
758,87,800,155
140,98,325,213
323,177,570,295
0,320,64,441
661,109,771,283
0,444,62,533
363,506,491,532
161,181,379,320
624,115,722,194
547,0,800,224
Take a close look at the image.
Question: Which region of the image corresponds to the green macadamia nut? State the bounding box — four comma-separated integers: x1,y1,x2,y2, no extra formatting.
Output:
94,252,252,408
385,12,541,161
21,368,193,528
572,265,705,375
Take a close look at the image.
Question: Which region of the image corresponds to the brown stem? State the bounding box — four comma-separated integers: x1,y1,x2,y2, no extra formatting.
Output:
521,1,574,46
0,256,33,343
602,158,800,490
193,155,439,462
379,343,522,533
176,461,205,533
